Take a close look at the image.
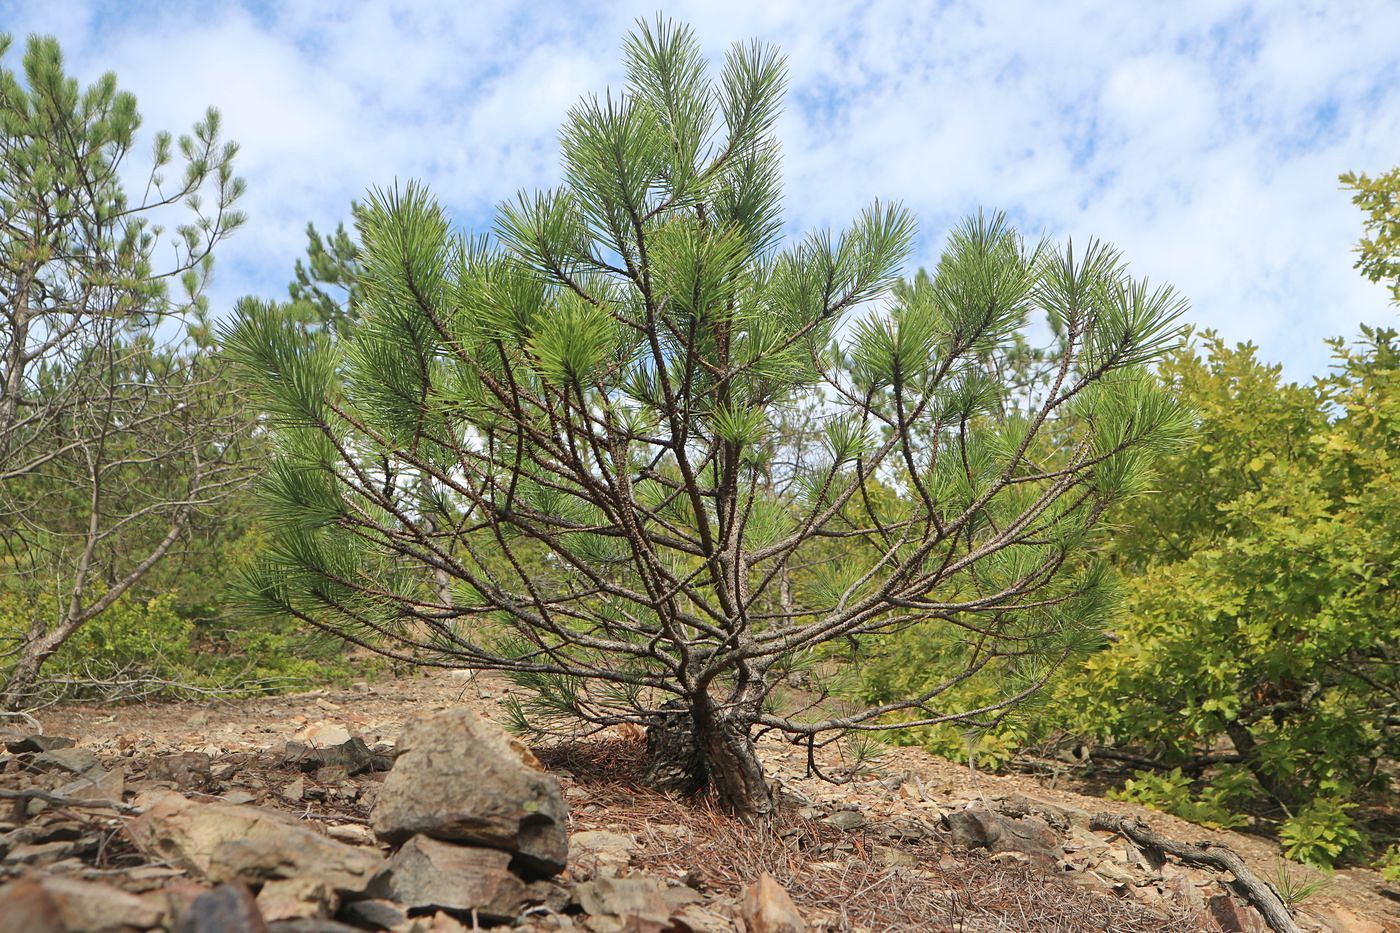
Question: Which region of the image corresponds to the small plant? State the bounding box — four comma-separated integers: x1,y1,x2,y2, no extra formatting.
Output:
1377,845,1400,883
1280,795,1367,870
1265,857,1331,908
1108,767,1248,830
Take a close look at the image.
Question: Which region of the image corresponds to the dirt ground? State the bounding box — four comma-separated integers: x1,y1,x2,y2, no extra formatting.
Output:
18,667,1400,930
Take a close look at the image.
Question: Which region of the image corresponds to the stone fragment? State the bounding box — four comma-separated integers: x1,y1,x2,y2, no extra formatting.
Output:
1206,893,1268,933
174,882,268,933
147,752,213,790
364,834,548,922
571,830,636,854
56,766,124,803
944,808,1063,869
0,875,163,933
257,877,335,922
5,735,75,755
823,810,865,831
740,873,806,933
128,792,381,895
337,898,407,929
32,746,100,775
574,876,683,929
369,706,568,875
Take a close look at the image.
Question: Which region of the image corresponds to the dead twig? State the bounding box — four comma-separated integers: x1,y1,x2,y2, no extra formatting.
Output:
0,787,142,815
1091,812,1301,933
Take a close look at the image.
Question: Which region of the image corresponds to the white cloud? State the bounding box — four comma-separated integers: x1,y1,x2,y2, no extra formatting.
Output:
1,0,1396,378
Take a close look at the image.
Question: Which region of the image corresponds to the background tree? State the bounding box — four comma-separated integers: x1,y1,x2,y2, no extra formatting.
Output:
0,34,246,708
1341,165,1400,304
228,18,1186,819
1064,329,1398,867
286,206,363,334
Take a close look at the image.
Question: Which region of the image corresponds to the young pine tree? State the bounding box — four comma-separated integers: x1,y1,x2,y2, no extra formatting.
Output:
226,19,1187,819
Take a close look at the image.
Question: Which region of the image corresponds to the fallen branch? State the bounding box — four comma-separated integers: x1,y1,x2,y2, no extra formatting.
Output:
1090,813,1299,933
0,787,142,815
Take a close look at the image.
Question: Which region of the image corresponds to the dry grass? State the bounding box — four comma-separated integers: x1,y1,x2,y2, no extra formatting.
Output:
540,738,1204,932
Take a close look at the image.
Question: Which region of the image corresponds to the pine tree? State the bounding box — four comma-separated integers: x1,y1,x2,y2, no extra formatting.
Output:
227,18,1187,818
0,34,246,708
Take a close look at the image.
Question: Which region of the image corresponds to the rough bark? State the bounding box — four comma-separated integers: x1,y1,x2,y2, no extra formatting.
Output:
640,697,774,821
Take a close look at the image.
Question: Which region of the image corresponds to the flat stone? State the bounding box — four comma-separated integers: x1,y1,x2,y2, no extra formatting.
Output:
364,834,551,922
128,792,381,895
32,747,100,775
257,877,335,922
571,830,636,853
147,752,213,789
55,766,124,803
369,706,568,876
337,899,407,929
5,735,75,754
824,810,866,831
740,873,806,933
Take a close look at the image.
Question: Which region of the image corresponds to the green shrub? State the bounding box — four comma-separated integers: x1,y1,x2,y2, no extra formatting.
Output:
1107,767,1251,830
1280,794,1367,870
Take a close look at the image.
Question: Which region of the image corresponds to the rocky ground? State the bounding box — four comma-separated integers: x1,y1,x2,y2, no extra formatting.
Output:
1,669,1395,932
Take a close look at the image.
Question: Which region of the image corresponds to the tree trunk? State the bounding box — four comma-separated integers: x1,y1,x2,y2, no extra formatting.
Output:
0,635,56,711
1224,721,1300,811
640,697,774,821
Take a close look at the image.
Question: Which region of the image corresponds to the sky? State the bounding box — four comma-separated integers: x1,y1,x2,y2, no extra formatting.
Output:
3,0,1397,380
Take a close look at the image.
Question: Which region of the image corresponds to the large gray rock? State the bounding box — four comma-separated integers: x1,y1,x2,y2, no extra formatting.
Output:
369,706,568,875
364,834,562,923
128,792,381,898
944,807,1063,869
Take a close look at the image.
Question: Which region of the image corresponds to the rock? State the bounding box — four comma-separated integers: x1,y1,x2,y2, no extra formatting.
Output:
873,845,917,868
55,766,124,803
128,792,381,896
0,875,164,933
174,882,268,933
1206,893,1268,933
0,877,65,933
365,834,552,922
281,777,306,802
369,706,568,875
147,752,213,790
574,876,689,929
823,810,866,831
337,899,407,930
301,722,352,747
32,746,100,775
323,823,375,846
740,873,806,933
258,877,335,921
5,735,75,755
571,830,636,854
265,920,361,933
283,738,386,776
944,808,1062,869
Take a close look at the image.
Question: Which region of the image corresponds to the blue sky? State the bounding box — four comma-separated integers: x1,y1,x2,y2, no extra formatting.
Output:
3,0,1397,379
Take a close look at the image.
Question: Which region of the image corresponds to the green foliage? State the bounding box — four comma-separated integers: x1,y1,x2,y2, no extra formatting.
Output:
1279,795,1367,870
1377,845,1400,883
1065,328,1398,820
0,588,360,702
1107,767,1250,830
1340,166,1400,303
